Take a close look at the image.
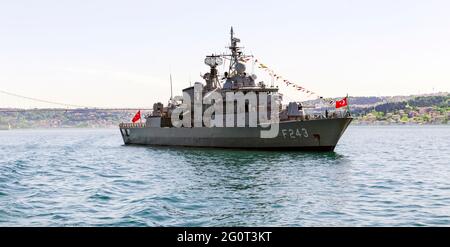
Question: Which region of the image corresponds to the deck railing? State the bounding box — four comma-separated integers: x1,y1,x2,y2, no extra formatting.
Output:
119,110,351,129
119,123,146,128
304,109,351,120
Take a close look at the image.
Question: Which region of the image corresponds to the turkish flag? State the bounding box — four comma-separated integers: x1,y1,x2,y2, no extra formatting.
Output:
335,97,348,108
132,110,141,123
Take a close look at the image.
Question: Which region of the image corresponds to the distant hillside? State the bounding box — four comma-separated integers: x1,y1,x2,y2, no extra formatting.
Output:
347,93,449,124
0,109,136,129
304,92,448,107
0,93,448,128
350,94,447,113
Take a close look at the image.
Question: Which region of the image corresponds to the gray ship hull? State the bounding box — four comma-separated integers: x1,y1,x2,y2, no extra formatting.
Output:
119,118,352,151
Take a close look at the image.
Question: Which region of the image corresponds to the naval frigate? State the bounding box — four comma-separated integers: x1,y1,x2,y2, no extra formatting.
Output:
119,28,352,151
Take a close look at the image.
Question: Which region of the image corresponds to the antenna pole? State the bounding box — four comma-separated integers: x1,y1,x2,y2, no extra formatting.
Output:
170,73,173,100
230,26,234,43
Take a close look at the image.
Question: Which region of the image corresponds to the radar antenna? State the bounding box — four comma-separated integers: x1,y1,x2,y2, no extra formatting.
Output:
204,54,223,91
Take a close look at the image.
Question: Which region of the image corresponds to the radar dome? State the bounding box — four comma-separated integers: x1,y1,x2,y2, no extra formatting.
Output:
234,63,246,74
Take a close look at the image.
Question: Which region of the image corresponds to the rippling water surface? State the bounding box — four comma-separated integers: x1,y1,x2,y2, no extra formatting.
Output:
0,126,449,226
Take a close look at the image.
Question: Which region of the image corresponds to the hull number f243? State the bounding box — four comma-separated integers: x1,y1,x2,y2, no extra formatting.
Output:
281,128,309,139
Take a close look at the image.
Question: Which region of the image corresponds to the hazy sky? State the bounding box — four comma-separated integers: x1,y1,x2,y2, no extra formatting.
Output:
1,0,449,108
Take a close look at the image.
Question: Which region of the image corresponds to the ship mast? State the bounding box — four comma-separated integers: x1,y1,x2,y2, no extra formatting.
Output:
228,26,241,75
225,27,253,77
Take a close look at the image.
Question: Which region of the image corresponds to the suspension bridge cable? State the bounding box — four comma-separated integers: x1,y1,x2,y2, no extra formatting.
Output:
0,89,92,108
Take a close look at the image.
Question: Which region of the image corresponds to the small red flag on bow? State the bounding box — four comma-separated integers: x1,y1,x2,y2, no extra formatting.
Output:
335,97,348,108
132,110,141,123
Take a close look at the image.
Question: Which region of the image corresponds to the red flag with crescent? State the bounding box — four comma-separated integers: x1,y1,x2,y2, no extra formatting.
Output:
132,110,141,123
335,97,348,108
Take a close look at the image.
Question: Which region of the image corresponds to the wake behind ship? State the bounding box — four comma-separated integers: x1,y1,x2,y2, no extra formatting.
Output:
119,28,352,151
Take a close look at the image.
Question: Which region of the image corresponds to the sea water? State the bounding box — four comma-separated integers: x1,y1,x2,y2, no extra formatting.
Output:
0,125,449,226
